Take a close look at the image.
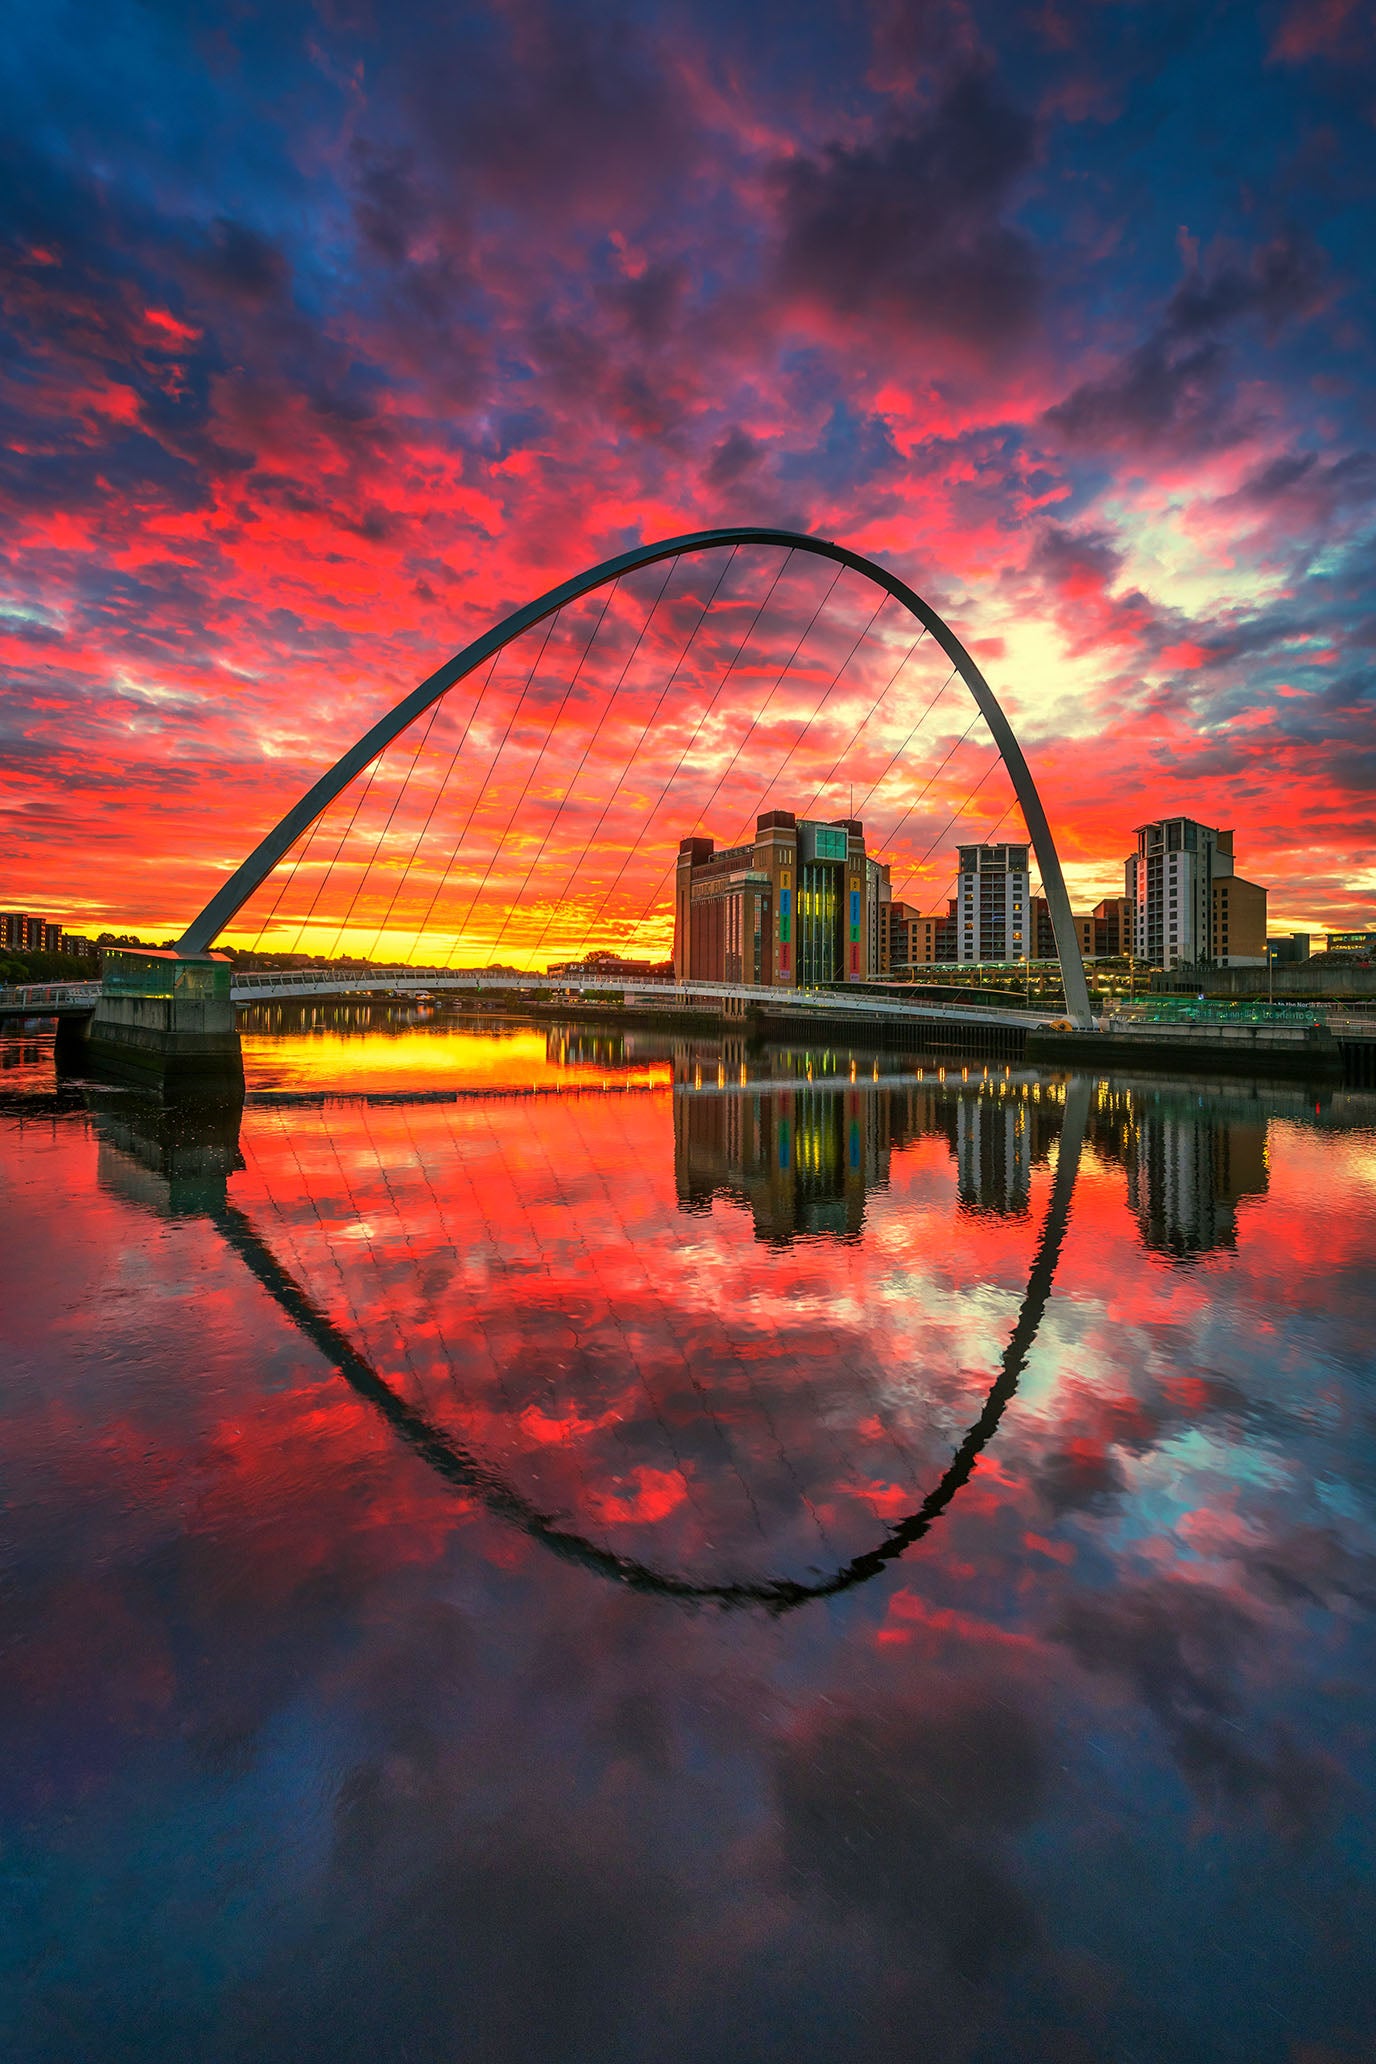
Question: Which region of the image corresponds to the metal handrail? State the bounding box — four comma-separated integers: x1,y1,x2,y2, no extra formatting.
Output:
0,980,102,1009
227,967,1056,1028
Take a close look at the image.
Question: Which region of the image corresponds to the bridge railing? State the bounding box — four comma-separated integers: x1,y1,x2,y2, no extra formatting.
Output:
225,966,1057,1028
0,980,103,1011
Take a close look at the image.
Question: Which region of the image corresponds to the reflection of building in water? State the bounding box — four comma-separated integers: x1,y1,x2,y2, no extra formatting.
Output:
953,1095,1031,1217
942,1085,1061,1218
675,1086,884,1241
1089,1085,1269,1258
546,1025,687,1073
547,1026,627,1070
675,1073,1065,1241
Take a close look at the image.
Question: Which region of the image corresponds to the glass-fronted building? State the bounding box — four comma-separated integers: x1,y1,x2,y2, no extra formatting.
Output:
673,811,882,988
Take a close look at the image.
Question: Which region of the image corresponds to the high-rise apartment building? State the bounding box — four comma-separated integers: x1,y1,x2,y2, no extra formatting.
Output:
1126,819,1267,969
956,844,1030,963
674,812,878,987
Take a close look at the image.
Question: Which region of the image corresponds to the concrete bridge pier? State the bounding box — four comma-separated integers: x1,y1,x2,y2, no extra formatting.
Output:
85,946,244,1095
53,1010,95,1072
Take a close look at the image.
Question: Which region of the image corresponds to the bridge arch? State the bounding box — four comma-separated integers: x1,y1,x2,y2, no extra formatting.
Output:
177,527,1092,1026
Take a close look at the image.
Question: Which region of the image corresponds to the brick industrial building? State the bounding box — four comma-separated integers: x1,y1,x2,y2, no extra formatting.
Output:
674,810,1278,987
674,812,887,987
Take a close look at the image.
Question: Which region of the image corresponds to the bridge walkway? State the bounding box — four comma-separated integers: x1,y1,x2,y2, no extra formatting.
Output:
0,970,1059,1031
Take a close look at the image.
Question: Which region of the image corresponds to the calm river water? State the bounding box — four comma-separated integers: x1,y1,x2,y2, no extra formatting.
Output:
3,1013,1375,2063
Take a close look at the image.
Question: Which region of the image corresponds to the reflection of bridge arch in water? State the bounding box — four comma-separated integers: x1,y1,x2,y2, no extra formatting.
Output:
209,1076,1089,1613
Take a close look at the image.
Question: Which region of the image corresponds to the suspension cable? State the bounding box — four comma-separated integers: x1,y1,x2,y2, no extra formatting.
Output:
793,624,926,826
613,608,937,964
616,575,887,956
703,563,849,835
567,548,795,963
866,709,983,871
848,664,959,824
441,602,569,965
433,606,564,966
885,751,1004,905
442,589,617,965
891,796,1020,923
473,558,678,968
399,649,505,964
363,650,505,965
284,741,390,960
477,579,625,966
319,699,444,962
247,801,329,959
521,546,741,968
722,593,891,842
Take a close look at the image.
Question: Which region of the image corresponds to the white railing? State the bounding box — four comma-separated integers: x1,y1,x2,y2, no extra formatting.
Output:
226,967,1059,1029
7,965,1374,1041
0,980,102,1012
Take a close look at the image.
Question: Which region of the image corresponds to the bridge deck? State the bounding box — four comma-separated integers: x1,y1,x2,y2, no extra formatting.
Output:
6,971,1373,1040
0,970,1058,1030
228,970,1056,1029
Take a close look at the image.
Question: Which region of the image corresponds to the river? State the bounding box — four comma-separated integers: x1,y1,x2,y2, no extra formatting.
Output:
2,1013,1374,2062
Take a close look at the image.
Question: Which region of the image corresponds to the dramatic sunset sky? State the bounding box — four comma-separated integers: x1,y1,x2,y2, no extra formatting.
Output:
1,0,1372,961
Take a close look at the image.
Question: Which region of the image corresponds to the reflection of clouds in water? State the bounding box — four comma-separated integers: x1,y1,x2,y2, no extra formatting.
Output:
220,1075,1084,1600
774,1666,1046,1981
6,1049,1376,2061
1053,1574,1343,1840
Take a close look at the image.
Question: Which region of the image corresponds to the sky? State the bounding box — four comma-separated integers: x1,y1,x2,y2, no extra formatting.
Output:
1,0,1373,960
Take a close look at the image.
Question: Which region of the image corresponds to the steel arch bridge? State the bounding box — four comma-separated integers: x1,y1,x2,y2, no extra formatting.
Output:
177,527,1093,1027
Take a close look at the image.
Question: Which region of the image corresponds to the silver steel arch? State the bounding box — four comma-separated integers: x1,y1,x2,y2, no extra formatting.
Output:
178,527,1092,1025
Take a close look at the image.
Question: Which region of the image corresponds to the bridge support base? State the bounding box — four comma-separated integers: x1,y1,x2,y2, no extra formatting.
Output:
53,1012,95,1072
84,948,244,1097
